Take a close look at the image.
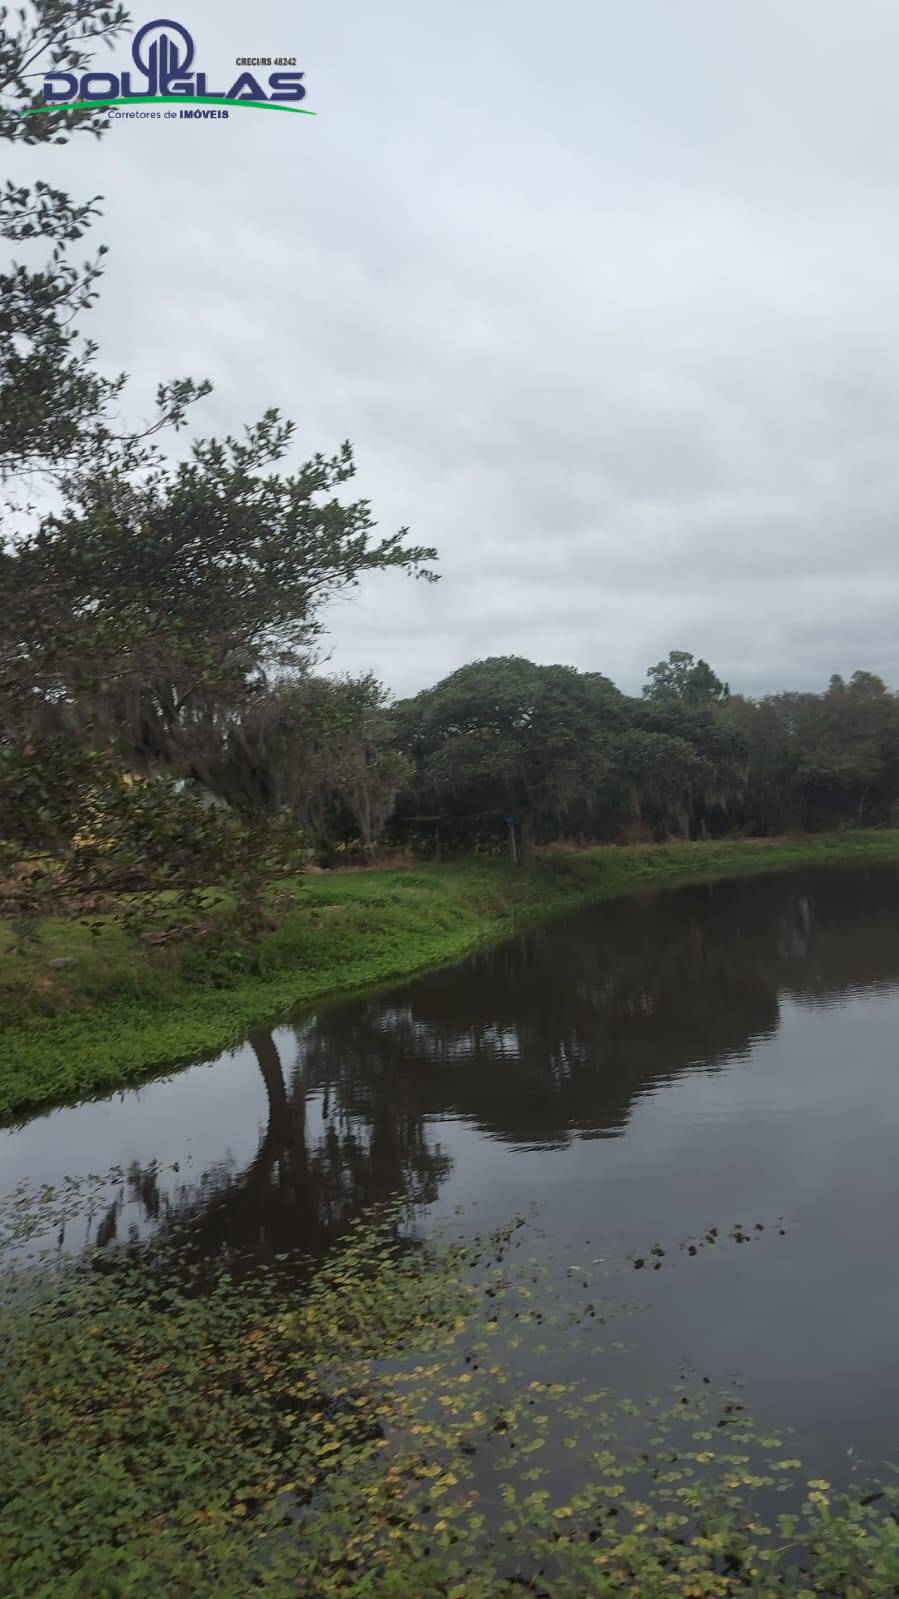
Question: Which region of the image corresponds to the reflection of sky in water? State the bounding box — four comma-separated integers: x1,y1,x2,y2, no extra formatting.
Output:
3,864,899,1477
1,1040,267,1255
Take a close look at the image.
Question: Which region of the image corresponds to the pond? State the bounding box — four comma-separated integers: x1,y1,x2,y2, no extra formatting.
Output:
3,859,899,1486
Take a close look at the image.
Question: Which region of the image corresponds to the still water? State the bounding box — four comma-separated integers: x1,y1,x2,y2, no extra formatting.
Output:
3,862,899,1480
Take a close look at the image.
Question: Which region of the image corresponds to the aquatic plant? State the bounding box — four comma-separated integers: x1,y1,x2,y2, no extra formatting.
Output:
2,1201,897,1596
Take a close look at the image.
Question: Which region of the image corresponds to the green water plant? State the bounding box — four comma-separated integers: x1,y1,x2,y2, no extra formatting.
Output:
2,1201,898,1596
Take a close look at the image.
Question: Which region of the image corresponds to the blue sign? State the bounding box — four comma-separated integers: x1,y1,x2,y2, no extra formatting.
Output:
28,17,311,118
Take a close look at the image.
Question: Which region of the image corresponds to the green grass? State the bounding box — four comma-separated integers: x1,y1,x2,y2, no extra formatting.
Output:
3,830,899,1121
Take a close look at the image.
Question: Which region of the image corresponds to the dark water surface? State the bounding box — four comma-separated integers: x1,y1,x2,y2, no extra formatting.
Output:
4,861,899,1480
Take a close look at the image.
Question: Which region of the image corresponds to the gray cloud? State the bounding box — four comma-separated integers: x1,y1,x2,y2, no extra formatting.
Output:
12,0,899,696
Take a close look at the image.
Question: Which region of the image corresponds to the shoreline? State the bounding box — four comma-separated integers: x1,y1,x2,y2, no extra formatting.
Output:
3,830,899,1122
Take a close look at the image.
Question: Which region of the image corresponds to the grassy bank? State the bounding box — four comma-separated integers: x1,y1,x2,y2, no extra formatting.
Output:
3,830,899,1121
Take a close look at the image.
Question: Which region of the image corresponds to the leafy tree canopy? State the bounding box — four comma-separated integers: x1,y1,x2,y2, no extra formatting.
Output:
643,649,730,708
0,2,436,928
395,657,625,844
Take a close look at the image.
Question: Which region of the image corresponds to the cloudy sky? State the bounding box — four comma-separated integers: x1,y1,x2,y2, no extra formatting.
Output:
16,0,899,697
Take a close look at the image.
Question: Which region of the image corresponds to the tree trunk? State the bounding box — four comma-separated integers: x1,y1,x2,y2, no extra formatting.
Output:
250,1031,290,1141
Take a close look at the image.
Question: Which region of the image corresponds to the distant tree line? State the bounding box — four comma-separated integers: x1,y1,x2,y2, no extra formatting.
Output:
387,652,899,858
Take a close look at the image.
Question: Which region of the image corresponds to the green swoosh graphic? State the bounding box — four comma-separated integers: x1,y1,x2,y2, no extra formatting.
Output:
23,95,316,115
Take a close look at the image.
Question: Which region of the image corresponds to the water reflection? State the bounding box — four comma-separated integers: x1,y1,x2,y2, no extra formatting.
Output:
287,862,899,1152
10,861,899,1271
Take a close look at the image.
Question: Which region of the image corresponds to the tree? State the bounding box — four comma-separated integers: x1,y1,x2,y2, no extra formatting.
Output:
395,657,625,854
610,726,713,840
643,649,729,708
629,697,747,837
727,673,899,834
212,672,414,852
393,658,754,852
0,407,436,910
1,2,213,480
0,3,437,934
1,6,437,829
2,416,435,781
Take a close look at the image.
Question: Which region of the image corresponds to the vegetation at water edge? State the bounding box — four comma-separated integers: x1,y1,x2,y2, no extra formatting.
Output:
4,830,899,1119
2,1194,898,1597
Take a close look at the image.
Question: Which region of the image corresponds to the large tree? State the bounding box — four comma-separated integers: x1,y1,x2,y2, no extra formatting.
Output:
394,657,751,850
2,416,435,779
395,657,627,853
0,3,436,919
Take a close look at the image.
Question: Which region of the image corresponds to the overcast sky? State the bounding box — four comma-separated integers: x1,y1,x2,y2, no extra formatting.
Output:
15,0,899,698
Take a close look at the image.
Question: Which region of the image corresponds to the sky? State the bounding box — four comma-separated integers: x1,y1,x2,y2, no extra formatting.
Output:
13,0,899,698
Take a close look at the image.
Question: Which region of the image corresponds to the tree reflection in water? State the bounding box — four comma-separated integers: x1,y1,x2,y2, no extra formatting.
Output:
90,862,899,1271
